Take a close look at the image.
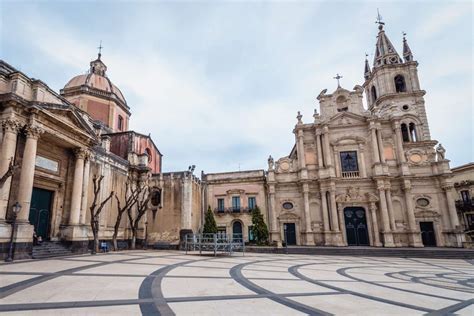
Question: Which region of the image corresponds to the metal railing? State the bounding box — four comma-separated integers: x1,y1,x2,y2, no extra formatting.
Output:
214,207,254,215
184,233,245,256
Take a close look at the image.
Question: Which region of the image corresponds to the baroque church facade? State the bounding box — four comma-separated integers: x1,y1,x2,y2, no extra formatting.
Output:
0,22,469,259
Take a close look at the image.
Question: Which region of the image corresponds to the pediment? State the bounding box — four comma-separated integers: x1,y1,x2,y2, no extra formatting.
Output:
278,211,300,221
414,209,441,219
327,111,367,127
38,104,96,138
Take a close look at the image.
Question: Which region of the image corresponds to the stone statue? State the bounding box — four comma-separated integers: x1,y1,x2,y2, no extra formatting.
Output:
296,111,303,124
268,155,274,170
436,143,446,161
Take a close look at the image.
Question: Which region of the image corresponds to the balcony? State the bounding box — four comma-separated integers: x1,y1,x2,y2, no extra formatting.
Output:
214,207,254,215
342,171,360,178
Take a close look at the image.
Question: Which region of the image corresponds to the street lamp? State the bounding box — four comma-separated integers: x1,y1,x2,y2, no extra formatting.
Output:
283,224,288,255
5,202,22,262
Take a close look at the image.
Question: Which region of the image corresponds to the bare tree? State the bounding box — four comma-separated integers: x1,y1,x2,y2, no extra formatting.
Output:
0,160,18,188
128,186,151,249
89,175,114,254
112,178,141,251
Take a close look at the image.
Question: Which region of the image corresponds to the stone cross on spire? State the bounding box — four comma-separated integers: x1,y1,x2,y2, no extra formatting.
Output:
375,8,385,30
97,40,103,59
333,73,343,88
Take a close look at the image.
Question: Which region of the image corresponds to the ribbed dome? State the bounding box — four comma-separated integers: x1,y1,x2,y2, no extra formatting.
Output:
62,55,127,107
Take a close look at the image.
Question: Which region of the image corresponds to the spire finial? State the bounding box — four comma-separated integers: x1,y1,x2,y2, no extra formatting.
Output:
333,73,343,88
97,40,103,59
375,9,385,30
402,31,413,62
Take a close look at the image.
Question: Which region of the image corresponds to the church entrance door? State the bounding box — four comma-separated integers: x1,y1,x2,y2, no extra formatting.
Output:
420,222,436,247
283,223,297,245
29,188,53,240
344,207,369,246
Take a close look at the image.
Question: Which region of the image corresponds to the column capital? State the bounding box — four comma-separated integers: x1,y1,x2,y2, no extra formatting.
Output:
315,129,322,136
402,180,412,192
441,184,454,191
392,120,401,129
24,124,44,139
73,147,88,159
1,118,22,133
322,126,329,133
297,129,304,138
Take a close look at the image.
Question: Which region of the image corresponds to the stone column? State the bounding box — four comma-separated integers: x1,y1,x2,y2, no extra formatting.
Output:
80,153,91,225
297,130,306,169
181,173,193,230
377,182,395,247
0,119,20,220
322,127,332,166
370,126,380,163
376,127,386,163
385,182,397,231
369,202,382,246
329,188,339,231
334,151,340,177
337,204,346,245
17,125,44,221
320,188,330,232
268,184,279,243
443,184,460,229
302,183,314,245
403,181,422,247
316,130,324,167
69,148,86,225
359,144,367,178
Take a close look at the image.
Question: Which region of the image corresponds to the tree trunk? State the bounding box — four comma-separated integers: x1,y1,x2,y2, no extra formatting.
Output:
112,213,123,251
131,221,139,249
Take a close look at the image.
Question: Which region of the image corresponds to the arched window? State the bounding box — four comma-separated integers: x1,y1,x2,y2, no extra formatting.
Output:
145,148,152,162
117,115,123,131
401,123,410,142
394,75,406,93
371,86,377,102
409,123,418,142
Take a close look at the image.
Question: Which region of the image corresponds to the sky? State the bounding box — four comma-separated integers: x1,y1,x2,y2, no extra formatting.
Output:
1,0,472,173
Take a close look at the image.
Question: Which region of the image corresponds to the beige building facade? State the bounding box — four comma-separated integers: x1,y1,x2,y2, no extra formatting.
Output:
264,23,465,248
202,170,267,242
0,22,471,259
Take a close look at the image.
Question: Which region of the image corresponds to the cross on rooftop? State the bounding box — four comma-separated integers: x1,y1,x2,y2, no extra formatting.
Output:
375,9,385,29
334,73,343,88
97,40,103,59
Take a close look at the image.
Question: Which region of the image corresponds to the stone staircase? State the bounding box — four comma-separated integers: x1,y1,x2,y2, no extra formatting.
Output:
32,241,73,259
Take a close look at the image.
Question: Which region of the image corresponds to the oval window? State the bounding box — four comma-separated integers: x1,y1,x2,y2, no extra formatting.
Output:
416,198,429,207
282,202,294,210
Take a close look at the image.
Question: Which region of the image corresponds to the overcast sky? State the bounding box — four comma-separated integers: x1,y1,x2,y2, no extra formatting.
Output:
1,0,472,173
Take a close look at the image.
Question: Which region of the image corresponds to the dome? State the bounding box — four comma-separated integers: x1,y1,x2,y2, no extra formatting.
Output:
62,55,127,107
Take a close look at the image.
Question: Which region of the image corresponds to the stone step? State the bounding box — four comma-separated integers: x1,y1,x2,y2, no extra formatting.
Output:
32,241,73,259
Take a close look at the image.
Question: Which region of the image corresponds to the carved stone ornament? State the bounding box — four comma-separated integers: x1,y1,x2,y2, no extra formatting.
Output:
267,155,274,170
24,124,44,139
73,148,88,159
0,118,22,132
336,187,379,203
414,209,440,219
276,157,294,173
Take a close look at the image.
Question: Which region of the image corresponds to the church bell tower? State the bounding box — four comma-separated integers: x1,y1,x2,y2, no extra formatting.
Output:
363,16,431,141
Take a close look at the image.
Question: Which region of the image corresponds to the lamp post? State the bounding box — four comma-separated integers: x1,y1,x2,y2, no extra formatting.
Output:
5,202,22,262
283,224,288,255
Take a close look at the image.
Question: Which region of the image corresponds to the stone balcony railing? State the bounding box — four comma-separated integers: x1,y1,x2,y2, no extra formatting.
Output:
342,171,360,178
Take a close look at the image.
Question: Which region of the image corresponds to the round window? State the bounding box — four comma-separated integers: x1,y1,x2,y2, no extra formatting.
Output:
402,104,409,111
282,202,294,210
416,198,430,207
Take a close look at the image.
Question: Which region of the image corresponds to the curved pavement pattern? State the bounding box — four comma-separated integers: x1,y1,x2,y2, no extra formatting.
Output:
0,251,472,315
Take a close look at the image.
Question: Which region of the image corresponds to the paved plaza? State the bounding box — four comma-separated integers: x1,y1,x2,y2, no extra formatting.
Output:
0,251,473,315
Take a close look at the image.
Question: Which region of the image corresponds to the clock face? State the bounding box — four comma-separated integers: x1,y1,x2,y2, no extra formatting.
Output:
409,153,422,163
280,162,290,171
